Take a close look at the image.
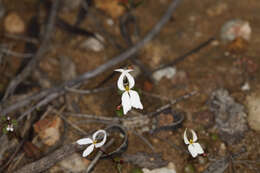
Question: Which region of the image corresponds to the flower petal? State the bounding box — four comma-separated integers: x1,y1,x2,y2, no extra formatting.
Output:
191,129,198,142
82,144,95,157
117,73,126,91
93,130,107,148
114,69,133,73
193,143,204,154
183,128,189,145
129,90,143,109
188,144,199,158
125,72,135,89
114,69,125,73
188,143,204,158
77,138,93,145
125,69,134,73
122,91,132,114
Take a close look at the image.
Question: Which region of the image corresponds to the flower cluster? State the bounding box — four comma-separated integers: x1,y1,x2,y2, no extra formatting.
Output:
1,116,16,134
115,69,143,115
77,130,107,157
77,69,205,159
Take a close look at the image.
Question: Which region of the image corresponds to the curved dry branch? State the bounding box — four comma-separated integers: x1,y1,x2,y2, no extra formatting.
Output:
1,0,182,120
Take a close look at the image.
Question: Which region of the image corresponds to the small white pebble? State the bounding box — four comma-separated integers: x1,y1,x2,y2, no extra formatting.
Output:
106,18,114,26
152,67,177,82
189,15,196,22
221,19,251,43
195,32,202,38
95,33,105,43
211,40,220,46
224,51,230,56
241,82,250,91
81,37,104,52
119,133,125,138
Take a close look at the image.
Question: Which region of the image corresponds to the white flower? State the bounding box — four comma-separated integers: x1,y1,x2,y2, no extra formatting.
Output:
77,130,107,157
115,69,143,114
6,124,14,132
184,128,204,158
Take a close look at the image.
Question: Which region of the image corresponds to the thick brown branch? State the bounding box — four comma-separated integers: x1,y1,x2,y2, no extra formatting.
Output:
13,143,83,173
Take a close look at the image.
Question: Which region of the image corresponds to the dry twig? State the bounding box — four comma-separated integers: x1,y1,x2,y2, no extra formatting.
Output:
13,143,83,173
0,0,182,119
0,48,34,58
153,37,215,72
86,139,115,173
2,0,61,100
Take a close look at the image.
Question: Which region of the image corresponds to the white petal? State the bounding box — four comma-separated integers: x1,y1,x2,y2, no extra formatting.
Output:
193,143,204,154
191,129,198,142
129,90,143,109
188,144,198,158
125,72,135,89
122,92,132,114
183,128,189,145
82,144,95,157
93,130,107,148
77,138,93,145
125,69,134,73
115,69,133,73
114,69,125,73
117,73,126,91
188,143,204,158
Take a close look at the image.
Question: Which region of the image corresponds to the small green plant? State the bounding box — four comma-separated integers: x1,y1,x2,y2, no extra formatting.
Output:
1,116,16,134
116,105,124,117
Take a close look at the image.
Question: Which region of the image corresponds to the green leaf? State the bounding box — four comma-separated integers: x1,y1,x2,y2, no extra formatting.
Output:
184,164,195,173
12,120,17,126
114,157,121,162
132,87,141,95
116,163,123,173
116,107,124,117
117,89,124,95
130,167,143,173
0,83,4,90
1,116,6,122
2,126,7,134
211,133,219,141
